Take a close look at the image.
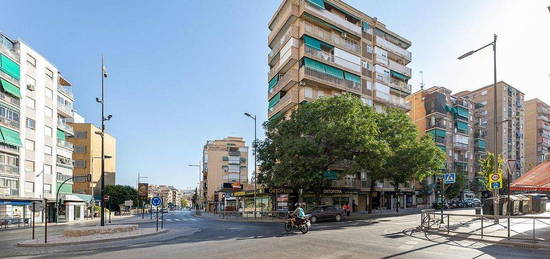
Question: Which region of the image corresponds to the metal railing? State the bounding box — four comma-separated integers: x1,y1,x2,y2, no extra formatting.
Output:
304,1,361,35
0,70,19,86
0,92,20,107
58,85,74,99
57,103,73,116
0,163,19,177
304,67,360,92
304,21,360,53
57,139,74,150
57,120,74,134
376,37,412,61
305,46,361,73
0,116,19,129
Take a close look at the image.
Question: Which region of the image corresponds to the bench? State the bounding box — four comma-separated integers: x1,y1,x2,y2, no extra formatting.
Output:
0,218,30,229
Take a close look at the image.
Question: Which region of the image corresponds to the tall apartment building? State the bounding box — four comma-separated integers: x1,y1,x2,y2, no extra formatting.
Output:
524,99,550,171
407,86,480,203
67,122,116,197
201,137,248,211
267,0,412,120
456,81,525,179
0,33,83,221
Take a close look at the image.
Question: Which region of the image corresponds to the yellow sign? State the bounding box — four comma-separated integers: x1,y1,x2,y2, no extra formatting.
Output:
233,191,245,197
488,173,503,190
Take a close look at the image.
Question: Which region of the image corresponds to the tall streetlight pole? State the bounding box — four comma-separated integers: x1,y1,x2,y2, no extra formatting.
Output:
244,112,257,219
458,34,499,224
188,162,201,210
96,56,112,226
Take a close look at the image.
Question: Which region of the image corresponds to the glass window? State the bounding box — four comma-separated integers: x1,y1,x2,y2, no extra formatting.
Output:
25,181,34,192
44,183,52,193
45,88,53,99
74,160,86,168
0,104,20,122
26,118,35,129
44,145,52,155
44,164,52,174
75,131,87,138
27,54,36,67
45,106,53,117
25,139,35,151
44,126,52,137
25,160,35,172
45,68,53,79
26,75,36,91
26,97,35,109
75,145,86,153
305,87,313,98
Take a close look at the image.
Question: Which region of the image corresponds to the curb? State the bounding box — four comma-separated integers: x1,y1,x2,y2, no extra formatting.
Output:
17,228,169,247
424,230,550,250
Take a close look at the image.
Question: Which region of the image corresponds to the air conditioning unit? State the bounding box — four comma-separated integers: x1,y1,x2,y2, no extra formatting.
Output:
27,84,35,91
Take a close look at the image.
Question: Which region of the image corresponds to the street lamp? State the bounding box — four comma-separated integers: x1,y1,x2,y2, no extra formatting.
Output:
188,162,201,210
458,34,499,224
244,112,257,219
95,56,112,227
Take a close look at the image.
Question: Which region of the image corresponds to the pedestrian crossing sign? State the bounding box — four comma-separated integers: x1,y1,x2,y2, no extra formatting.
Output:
443,173,456,184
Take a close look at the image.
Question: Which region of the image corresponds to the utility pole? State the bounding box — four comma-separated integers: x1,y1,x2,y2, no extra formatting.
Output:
244,113,257,219
96,56,111,226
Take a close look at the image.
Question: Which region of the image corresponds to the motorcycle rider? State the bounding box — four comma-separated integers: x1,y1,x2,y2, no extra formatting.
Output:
292,203,306,226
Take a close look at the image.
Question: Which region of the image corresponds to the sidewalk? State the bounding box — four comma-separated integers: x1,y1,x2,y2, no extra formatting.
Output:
1,214,136,231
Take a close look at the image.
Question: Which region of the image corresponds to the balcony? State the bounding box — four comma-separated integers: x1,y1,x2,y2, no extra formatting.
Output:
0,41,20,63
57,103,73,118
426,121,446,130
268,69,298,100
0,187,18,196
268,87,298,118
56,155,73,168
0,163,19,178
0,70,19,87
375,37,412,62
0,116,19,130
268,38,299,80
304,45,361,73
388,59,411,78
0,92,19,107
388,78,411,94
269,24,299,64
303,0,361,36
301,67,361,95
268,0,299,44
58,85,74,100
303,20,360,55
388,95,411,110
332,179,361,188
454,142,468,150
57,120,74,135
57,139,74,150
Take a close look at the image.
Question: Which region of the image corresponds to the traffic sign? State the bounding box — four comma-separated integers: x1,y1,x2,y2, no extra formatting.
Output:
492,182,501,189
443,173,456,184
151,196,162,207
488,172,503,190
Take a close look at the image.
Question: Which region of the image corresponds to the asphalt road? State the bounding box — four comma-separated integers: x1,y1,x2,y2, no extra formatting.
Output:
1,210,550,258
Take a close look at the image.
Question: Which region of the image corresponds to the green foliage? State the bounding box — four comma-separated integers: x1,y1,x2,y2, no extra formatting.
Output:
478,152,503,190
104,185,138,212
445,172,467,199
181,199,190,208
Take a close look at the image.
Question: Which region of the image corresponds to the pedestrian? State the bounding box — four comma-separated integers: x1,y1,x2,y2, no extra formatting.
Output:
343,203,351,216
352,200,357,212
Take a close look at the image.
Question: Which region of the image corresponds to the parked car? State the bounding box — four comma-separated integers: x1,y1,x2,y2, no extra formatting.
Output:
305,205,344,223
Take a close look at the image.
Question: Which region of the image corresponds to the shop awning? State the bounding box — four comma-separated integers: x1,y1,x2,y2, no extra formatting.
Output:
511,159,550,191
0,78,21,98
0,126,22,147
304,35,322,50
456,121,469,132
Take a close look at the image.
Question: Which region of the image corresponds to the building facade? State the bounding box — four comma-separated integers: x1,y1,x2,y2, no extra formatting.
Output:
407,86,479,203
0,33,85,222
456,81,525,179
67,122,116,197
202,137,248,211
524,98,550,171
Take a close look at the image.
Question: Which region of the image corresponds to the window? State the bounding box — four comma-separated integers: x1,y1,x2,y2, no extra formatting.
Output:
318,90,325,97
26,75,36,91
44,106,53,117
228,164,240,173
481,90,487,96
25,139,35,151
304,87,313,98
74,145,86,153
44,184,52,193
44,126,52,137
25,160,35,172
26,97,35,109
44,164,52,175
26,118,35,130
45,88,53,99
74,160,86,168
25,181,35,192
0,104,20,122
45,68,53,79
27,54,36,67
75,131,87,138
44,145,52,155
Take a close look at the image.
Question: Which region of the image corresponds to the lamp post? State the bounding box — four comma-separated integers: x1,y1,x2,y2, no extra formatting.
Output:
95,56,112,226
458,34,499,224
188,162,201,210
244,112,257,219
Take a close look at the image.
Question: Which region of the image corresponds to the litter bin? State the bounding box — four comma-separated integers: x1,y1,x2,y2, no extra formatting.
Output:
475,207,482,215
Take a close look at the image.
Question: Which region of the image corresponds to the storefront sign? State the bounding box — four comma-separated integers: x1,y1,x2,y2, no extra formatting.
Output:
233,191,246,197
323,189,343,194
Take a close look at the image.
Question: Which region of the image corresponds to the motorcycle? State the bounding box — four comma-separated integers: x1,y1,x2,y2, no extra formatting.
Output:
284,213,310,234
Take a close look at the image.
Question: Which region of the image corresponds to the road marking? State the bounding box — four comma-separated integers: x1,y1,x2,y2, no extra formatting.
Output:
166,219,172,222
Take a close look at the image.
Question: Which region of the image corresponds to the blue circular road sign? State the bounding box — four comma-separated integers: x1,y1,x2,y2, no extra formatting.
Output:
151,196,162,206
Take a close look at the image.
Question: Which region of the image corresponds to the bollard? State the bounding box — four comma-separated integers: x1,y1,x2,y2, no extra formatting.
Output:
156,207,159,232
447,214,450,234
44,199,48,244
32,203,35,240
480,215,483,239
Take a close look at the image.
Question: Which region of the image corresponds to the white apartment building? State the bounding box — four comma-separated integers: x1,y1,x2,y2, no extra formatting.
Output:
0,33,84,222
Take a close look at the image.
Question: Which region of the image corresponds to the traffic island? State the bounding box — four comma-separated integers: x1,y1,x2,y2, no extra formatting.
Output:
17,224,168,247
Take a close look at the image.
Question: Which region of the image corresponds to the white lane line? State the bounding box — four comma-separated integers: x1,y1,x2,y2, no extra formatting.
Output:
166,219,172,222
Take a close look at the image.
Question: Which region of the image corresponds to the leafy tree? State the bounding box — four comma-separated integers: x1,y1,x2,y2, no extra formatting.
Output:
478,152,503,191
258,94,378,204
444,172,467,199
181,198,190,208
378,109,446,212
104,185,138,212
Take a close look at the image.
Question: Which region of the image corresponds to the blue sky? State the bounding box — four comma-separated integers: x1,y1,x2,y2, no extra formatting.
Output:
3,0,549,190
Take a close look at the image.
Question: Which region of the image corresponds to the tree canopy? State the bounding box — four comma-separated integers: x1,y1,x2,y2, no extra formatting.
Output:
104,185,138,212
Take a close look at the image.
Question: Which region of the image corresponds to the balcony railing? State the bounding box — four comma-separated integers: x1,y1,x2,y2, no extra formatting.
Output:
57,139,74,150
427,122,446,129
305,45,361,72
57,120,74,135
0,187,18,196
269,69,298,98
454,142,469,150
303,21,360,54
0,70,19,86
0,116,19,130
268,38,299,79
388,59,411,77
0,42,20,63
56,155,73,167
304,1,361,35
57,103,73,116
376,37,412,61
58,85,74,99
269,26,293,61
0,163,19,177
332,179,361,188
0,92,20,107
389,95,411,110
303,67,360,93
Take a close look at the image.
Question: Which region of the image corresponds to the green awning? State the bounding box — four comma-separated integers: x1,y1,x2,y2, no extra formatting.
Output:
390,70,409,80
456,121,469,132
456,106,469,118
0,126,22,147
304,57,326,73
268,74,279,91
0,54,20,81
428,129,446,138
362,22,371,32
476,140,486,149
344,72,361,84
325,65,344,79
303,35,322,50
307,0,325,9
0,78,20,98
57,183,73,194
269,93,281,109
323,170,337,180
57,129,66,140
270,112,283,122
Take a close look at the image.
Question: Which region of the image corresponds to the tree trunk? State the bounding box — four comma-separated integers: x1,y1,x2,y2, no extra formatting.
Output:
394,186,399,213
368,179,375,214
